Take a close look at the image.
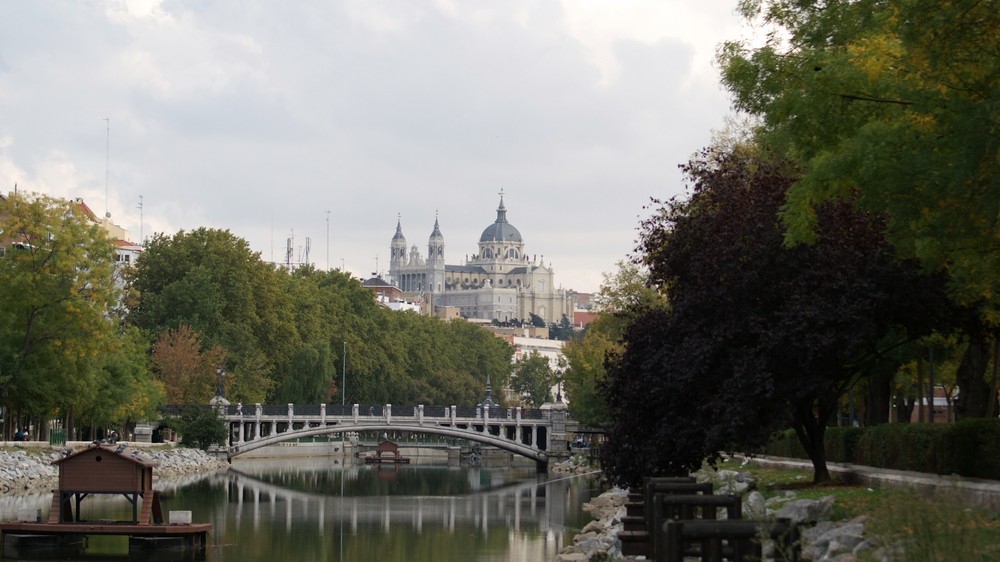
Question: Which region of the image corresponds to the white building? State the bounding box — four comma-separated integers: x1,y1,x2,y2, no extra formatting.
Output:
388,195,572,324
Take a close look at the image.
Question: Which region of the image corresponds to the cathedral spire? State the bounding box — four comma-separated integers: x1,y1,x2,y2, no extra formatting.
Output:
496,190,508,224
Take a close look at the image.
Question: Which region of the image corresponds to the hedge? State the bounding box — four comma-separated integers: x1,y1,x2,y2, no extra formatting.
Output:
763,419,1000,480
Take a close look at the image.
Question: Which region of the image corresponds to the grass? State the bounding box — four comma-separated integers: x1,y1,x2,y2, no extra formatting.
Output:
722,461,1000,561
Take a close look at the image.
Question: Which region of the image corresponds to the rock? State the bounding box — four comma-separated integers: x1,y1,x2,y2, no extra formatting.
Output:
774,495,834,524
744,491,768,519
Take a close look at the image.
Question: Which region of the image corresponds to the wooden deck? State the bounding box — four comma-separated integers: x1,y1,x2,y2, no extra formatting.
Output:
0,521,212,536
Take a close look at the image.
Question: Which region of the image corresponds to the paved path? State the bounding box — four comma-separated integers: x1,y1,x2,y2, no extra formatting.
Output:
743,455,1000,511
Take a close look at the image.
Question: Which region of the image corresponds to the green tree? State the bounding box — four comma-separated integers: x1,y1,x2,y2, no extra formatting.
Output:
168,406,227,451
128,228,294,400
277,342,335,404
74,325,163,435
562,261,664,428
528,313,545,328
0,192,118,435
720,0,1000,416
511,351,552,407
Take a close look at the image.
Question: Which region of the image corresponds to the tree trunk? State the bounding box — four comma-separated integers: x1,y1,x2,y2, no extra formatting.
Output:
956,336,991,420
792,403,831,484
864,370,892,425
894,391,915,423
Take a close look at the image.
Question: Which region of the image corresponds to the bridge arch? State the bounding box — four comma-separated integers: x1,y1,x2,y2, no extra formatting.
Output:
228,423,547,463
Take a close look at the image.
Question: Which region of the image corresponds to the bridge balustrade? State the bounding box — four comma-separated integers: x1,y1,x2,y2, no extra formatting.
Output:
161,402,572,469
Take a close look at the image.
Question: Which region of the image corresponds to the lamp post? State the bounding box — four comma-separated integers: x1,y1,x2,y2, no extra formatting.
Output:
215,366,226,398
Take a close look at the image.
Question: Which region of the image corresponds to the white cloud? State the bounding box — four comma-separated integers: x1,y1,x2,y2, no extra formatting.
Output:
0,0,751,292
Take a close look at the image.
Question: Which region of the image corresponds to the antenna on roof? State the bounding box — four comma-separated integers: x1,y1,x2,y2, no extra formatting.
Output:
104,118,111,219
137,195,143,244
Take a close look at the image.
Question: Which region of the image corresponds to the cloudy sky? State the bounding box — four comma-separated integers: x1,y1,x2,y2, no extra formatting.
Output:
1,0,750,293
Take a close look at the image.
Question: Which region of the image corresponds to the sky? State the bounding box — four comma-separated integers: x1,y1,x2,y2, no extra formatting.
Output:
0,0,751,293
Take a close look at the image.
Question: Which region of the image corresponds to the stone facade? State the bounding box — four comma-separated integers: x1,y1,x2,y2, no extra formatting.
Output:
388,195,571,324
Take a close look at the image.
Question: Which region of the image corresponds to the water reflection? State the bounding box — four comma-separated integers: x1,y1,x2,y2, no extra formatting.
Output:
0,459,600,562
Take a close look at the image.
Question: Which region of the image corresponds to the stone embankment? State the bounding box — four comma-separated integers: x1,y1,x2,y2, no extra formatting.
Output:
554,464,874,562
0,445,229,494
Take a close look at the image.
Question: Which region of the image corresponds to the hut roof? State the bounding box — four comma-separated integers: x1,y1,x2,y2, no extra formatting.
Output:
52,444,159,468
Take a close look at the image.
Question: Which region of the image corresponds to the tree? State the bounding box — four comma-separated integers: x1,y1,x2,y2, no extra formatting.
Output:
167,406,227,451
276,342,334,404
561,316,616,428
603,147,953,485
74,325,163,435
511,351,553,407
549,315,575,341
151,325,226,404
128,228,295,400
562,260,665,428
0,192,118,434
720,0,1000,415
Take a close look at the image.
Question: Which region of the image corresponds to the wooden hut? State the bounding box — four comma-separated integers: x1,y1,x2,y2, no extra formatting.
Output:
48,444,163,525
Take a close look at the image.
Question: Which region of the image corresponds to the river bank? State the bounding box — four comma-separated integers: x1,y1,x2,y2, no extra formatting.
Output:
0,443,230,494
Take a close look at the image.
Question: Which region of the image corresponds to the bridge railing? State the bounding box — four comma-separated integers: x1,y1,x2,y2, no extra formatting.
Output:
162,403,551,421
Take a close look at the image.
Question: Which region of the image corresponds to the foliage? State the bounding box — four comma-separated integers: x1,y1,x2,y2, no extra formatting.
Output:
75,325,163,430
767,418,1000,480
151,324,226,404
167,406,227,451
719,0,1000,321
276,342,335,404
593,259,664,316
548,314,574,341
510,351,552,407
562,261,663,428
128,227,294,400
130,240,513,408
0,192,120,426
602,146,953,486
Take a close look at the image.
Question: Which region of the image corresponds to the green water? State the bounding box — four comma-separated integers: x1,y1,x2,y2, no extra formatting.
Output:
1,458,601,562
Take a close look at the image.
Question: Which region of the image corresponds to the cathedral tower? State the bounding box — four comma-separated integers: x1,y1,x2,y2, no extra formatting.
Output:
427,214,445,293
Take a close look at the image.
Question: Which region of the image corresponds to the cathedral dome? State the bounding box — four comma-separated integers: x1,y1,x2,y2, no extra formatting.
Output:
480,196,523,243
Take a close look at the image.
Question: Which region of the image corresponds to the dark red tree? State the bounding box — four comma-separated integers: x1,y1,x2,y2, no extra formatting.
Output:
603,148,956,485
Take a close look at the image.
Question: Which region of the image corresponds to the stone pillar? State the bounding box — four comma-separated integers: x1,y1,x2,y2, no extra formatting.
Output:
450,406,457,427
320,403,326,424
385,404,392,423
418,405,424,425
353,403,359,422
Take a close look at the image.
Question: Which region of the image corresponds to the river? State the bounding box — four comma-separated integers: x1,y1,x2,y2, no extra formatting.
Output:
0,457,601,561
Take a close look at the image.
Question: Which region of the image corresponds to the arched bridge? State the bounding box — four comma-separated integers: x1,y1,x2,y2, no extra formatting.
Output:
216,403,574,469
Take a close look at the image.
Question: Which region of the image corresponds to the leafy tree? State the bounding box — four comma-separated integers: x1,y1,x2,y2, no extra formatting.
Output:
151,324,226,404
276,342,335,404
511,351,552,407
593,259,664,316
604,147,953,485
528,313,545,328
168,406,227,451
0,192,118,434
74,325,163,435
562,261,664,428
561,319,615,428
128,228,296,399
719,0,1000,416
549,315,575,341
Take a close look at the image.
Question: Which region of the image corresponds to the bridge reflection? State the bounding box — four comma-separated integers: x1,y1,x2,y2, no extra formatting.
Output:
209,463,595,540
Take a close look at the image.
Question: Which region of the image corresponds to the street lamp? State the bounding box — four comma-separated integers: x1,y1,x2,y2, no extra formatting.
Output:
215,366,226,398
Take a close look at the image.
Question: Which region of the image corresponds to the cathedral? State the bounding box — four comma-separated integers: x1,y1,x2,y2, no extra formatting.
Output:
388,195,571,324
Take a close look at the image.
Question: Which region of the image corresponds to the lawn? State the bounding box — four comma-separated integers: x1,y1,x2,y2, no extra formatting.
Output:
727,461,1000,561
